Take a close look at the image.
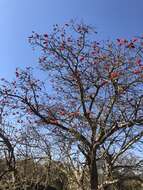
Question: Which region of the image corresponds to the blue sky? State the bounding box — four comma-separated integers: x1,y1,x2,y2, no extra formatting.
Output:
0,0,143,79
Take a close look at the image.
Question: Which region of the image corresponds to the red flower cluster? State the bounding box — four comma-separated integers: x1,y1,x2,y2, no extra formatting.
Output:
136,58,142,66
79,56,85,62
132,38,138,43
126,42,135,49
133,70,141,74
50,119,59,124
110,72,120,79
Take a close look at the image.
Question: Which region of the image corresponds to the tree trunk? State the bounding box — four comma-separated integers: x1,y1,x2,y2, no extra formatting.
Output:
89,150,98,190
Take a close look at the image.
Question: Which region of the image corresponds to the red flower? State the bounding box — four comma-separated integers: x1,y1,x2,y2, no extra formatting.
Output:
59,45,65,51
68,111,80,117
92,61,97,65
60,111,66,115
104,64,110,71
110,72,120,79
50,119,59,124
91,51,96,55
126,42,135,49
133,69,141,74
79,56,84,62
135,58,142,66
132,38,138,43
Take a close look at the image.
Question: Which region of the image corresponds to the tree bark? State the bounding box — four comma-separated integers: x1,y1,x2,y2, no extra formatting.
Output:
89,149,98,190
